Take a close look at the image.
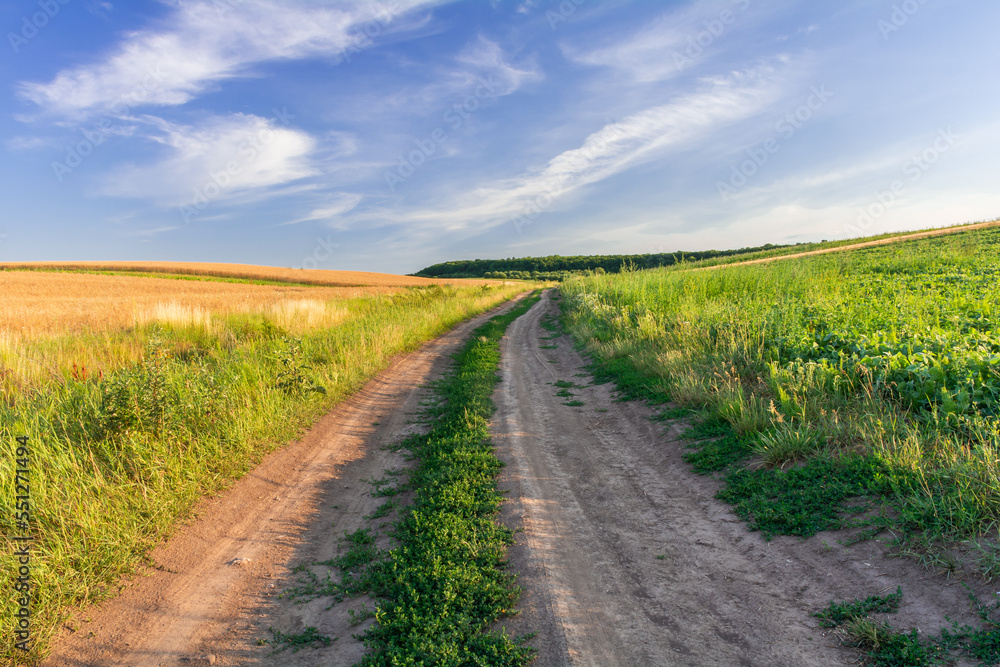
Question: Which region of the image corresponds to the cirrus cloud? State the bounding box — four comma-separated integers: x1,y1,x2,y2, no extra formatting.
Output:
19,0,450,119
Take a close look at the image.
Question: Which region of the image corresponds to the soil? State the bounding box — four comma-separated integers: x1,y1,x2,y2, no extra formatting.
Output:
492,290,993,666
43,289,997,666
42,296,529,667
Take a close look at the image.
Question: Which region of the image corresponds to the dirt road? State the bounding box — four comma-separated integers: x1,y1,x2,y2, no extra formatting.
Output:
492,290,988,666
44,289,991,666
43,297,528,667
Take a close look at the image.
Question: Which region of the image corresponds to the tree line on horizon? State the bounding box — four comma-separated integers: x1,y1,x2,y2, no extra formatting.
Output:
412,243,792,280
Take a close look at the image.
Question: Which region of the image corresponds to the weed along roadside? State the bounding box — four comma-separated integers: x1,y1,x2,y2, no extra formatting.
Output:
559,226,1000,666
271,292,544,663
0,279,531,664
282,292,543,665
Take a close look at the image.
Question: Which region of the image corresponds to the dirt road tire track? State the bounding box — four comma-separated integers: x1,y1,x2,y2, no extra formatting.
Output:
41,287,994,666
493,290,990,667
42,295,530,667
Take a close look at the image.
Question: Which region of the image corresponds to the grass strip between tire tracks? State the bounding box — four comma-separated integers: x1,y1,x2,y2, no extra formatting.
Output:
349,292,541,666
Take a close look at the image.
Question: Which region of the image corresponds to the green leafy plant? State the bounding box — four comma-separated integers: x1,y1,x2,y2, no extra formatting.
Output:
275,338,326,395
814,587,903,627
267,626,335,653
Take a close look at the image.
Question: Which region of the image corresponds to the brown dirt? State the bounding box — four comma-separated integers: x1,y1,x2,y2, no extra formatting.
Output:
41,295,528,667
40,288,997,666
492,290,993,666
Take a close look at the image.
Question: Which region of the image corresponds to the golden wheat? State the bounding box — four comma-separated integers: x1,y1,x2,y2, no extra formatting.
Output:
0,260,485,287
0,271,398,337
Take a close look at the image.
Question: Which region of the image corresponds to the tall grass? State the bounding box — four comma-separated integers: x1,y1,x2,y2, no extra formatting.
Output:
0,282,527,663
561,226,1000,541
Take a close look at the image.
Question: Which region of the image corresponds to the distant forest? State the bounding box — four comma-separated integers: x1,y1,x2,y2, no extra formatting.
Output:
413,243,792,280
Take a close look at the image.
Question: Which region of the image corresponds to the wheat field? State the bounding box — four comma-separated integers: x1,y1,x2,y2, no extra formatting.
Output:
0,261,482,287
0,266,529,662
0,270,392,337
0,267,509,395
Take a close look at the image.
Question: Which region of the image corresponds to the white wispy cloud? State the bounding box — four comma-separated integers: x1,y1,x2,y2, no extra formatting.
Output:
283,193,365,225
563,0,760,83
456,35,542,94
100,113,316,205
125,225,181,237
361,66,786,231
87,1,114,18
351,35,541,120
565,12,690,83
6,136,58,151
19,0,447,119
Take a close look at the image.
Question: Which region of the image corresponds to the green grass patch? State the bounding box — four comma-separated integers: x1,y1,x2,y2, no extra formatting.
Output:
814,587,903,627
0,283,528,662
683,431,754,474
718,455,886,539
814,586,1000,666
266,626,336,653
328,294,542,666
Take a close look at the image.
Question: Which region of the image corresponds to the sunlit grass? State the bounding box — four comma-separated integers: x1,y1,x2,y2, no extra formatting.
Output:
0,279,529,663
561,225,1000,546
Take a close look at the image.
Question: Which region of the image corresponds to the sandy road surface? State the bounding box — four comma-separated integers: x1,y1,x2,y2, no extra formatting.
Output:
492,290,989,666
42,288,993,666
43,296,529,667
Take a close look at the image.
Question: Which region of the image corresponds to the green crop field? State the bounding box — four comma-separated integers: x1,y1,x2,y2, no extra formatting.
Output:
562,225,1000,542
560,225,1000,661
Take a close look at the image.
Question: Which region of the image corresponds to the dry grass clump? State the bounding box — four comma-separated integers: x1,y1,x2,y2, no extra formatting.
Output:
270,299,349,333
134,301,213,329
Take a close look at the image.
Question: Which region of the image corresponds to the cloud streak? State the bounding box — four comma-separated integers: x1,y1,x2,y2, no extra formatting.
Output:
19,0,446,119
361,66,785,231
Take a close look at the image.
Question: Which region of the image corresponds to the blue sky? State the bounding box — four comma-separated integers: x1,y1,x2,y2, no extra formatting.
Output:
2,0,998,274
